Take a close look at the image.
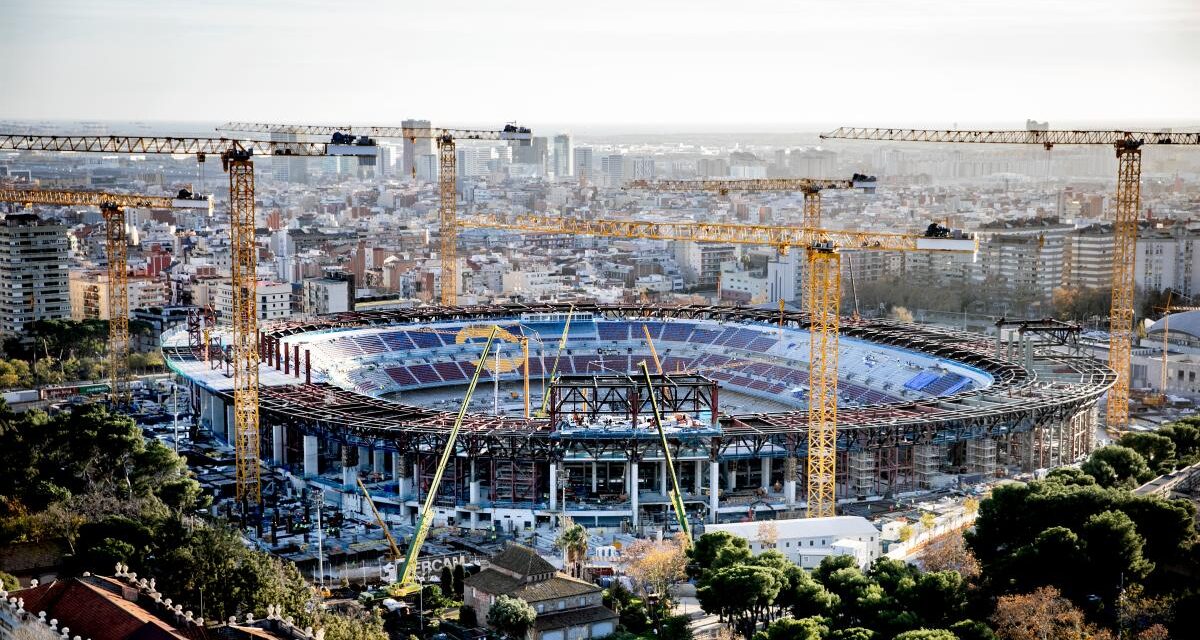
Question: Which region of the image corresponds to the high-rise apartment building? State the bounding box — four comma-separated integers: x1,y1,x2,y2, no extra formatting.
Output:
574,147,595,182
0,214,69,334
270,131,309,184
602,154,625,188
553,134,573,179
1063,224,1113,291
971,218,1072,302
674,241,736,286
626,156,655,181
402,119,434,177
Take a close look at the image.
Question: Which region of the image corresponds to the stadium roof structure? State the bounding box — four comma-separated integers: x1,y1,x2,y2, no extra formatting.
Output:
165,302,1114,459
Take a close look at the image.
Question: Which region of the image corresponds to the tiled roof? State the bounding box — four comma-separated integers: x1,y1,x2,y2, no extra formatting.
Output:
531,605,618,632
463,568,520,595
15,576,208,640
511,575,599,603
488,543,556,578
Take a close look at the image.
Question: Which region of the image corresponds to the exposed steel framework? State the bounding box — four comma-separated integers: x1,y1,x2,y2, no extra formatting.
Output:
820,126,1200,429
0,188,210,406
459,211,973,517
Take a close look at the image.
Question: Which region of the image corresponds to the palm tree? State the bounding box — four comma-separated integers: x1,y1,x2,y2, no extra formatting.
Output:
554,517,589,579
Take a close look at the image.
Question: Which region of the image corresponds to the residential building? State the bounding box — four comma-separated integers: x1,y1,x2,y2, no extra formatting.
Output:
706,516,882,570
402,119,434,177
674,241,736,287
719,261,768,304
0,214,69,334
574,147,594,182
214,280,292,321
270,131,308,184
1063,224,1113,291
464,543,617,640
553,134,572,179
69,272,171,320
303,277,352,315
1134,223,1200,297
601,154,624,188
972,218,1072,301
625,156,655,181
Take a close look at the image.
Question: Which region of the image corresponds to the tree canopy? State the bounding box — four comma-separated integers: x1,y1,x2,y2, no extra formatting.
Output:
488,594,537,639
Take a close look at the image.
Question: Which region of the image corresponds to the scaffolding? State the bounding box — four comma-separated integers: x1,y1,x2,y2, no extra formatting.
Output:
848,450,875,497
914,444,942,488
966,438,997,476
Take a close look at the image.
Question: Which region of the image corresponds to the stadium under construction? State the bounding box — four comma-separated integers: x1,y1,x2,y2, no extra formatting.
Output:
164,303,1114,532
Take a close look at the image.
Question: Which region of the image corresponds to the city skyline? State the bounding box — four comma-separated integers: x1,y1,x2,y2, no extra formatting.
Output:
1,0,1197,128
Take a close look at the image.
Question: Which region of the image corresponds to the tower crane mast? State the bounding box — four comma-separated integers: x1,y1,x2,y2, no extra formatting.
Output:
218,122,533,307
820,126,1200,429
0,132,377,506
0,188,211,407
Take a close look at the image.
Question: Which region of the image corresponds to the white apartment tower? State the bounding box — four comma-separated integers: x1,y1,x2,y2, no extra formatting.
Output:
553,134,573,179
0,214,69,334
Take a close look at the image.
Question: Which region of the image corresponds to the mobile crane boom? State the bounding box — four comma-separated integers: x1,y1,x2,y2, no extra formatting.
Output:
639,361,691,546
356,477,403,562
538,305,575,416
394,327,500,595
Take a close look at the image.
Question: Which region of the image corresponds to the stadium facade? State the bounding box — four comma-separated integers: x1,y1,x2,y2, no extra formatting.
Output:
165,303,1114,532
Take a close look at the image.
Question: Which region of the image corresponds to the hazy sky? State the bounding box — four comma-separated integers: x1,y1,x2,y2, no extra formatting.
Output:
1,0,1196,131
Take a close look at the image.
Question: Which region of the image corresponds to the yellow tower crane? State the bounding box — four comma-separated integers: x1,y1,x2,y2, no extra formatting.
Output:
460,212,976,517
629,175,876,307
218,122,533,307
0,188,212,407
819,127,1200,430
0,132,378,506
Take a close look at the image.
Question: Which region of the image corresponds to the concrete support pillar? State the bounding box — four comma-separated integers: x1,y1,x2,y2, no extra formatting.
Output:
303,435,318,477
591,462,598,493
341,447,357,488
225,404,235,446
784,456,797,506
549,461,559,511
469,459,482,504
211,394,226,441
373,448,386,475
709,460,719,524
358,446,370,471
694,460,703,495
725,461,737,492
395,452,412,501
272,424,285,465
284,341,290,374
660,460,669,497
761,457,772,491
630,461,639,528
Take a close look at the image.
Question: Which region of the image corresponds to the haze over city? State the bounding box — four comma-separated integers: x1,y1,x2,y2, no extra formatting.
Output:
1,0,1198,128
1,2,1198,640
